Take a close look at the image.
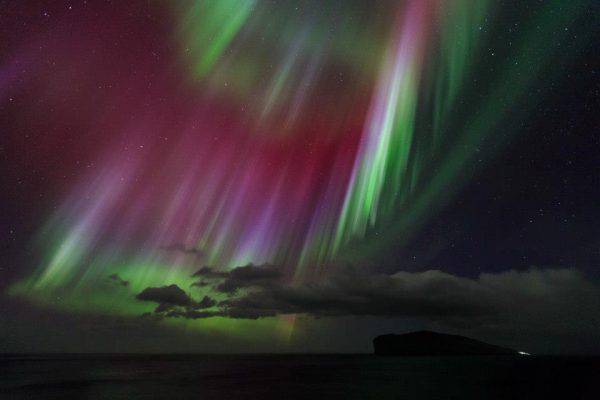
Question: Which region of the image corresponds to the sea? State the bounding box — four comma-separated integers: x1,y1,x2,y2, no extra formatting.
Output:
1,354,599,399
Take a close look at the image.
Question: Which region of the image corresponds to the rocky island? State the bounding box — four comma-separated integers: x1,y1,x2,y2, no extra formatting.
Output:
373,331,521,356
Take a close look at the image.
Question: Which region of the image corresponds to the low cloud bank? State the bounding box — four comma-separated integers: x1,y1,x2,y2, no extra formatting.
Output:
135,265,600,335
136,284,216,313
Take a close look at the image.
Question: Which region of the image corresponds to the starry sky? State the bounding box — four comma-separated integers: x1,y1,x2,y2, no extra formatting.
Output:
1,0,599,354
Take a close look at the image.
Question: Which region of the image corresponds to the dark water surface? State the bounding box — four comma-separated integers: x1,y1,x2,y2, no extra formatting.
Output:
1,354,599,399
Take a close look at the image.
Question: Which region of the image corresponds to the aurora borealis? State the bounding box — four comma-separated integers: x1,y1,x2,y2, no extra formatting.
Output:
1,1,599,353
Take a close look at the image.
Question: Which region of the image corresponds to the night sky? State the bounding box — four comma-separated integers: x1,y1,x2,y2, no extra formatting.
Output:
1,0,599,354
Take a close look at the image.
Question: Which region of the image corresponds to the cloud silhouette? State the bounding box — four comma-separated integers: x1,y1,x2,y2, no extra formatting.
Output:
136,264,600,343
136,284,193,307
135,284,217,313
149,266,599,340
216,264,282,293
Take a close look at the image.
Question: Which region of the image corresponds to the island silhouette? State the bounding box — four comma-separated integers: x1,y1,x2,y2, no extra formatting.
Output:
373,331,522,356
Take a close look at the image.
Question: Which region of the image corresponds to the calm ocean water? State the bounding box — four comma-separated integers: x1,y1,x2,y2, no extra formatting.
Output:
1,354,599,399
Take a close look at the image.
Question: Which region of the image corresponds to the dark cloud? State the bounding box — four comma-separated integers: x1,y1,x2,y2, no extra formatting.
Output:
205,263,283,293
197,295,217,308
134,266,600,347
136,284,217,314
108,273,129,287
190,263,283,293
217,269,497,319
228,264,282,281
163,267,600,339
136,284,193,307
137,264,284,319
170,308,276,320
166,310,219,319
142,296,218,319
